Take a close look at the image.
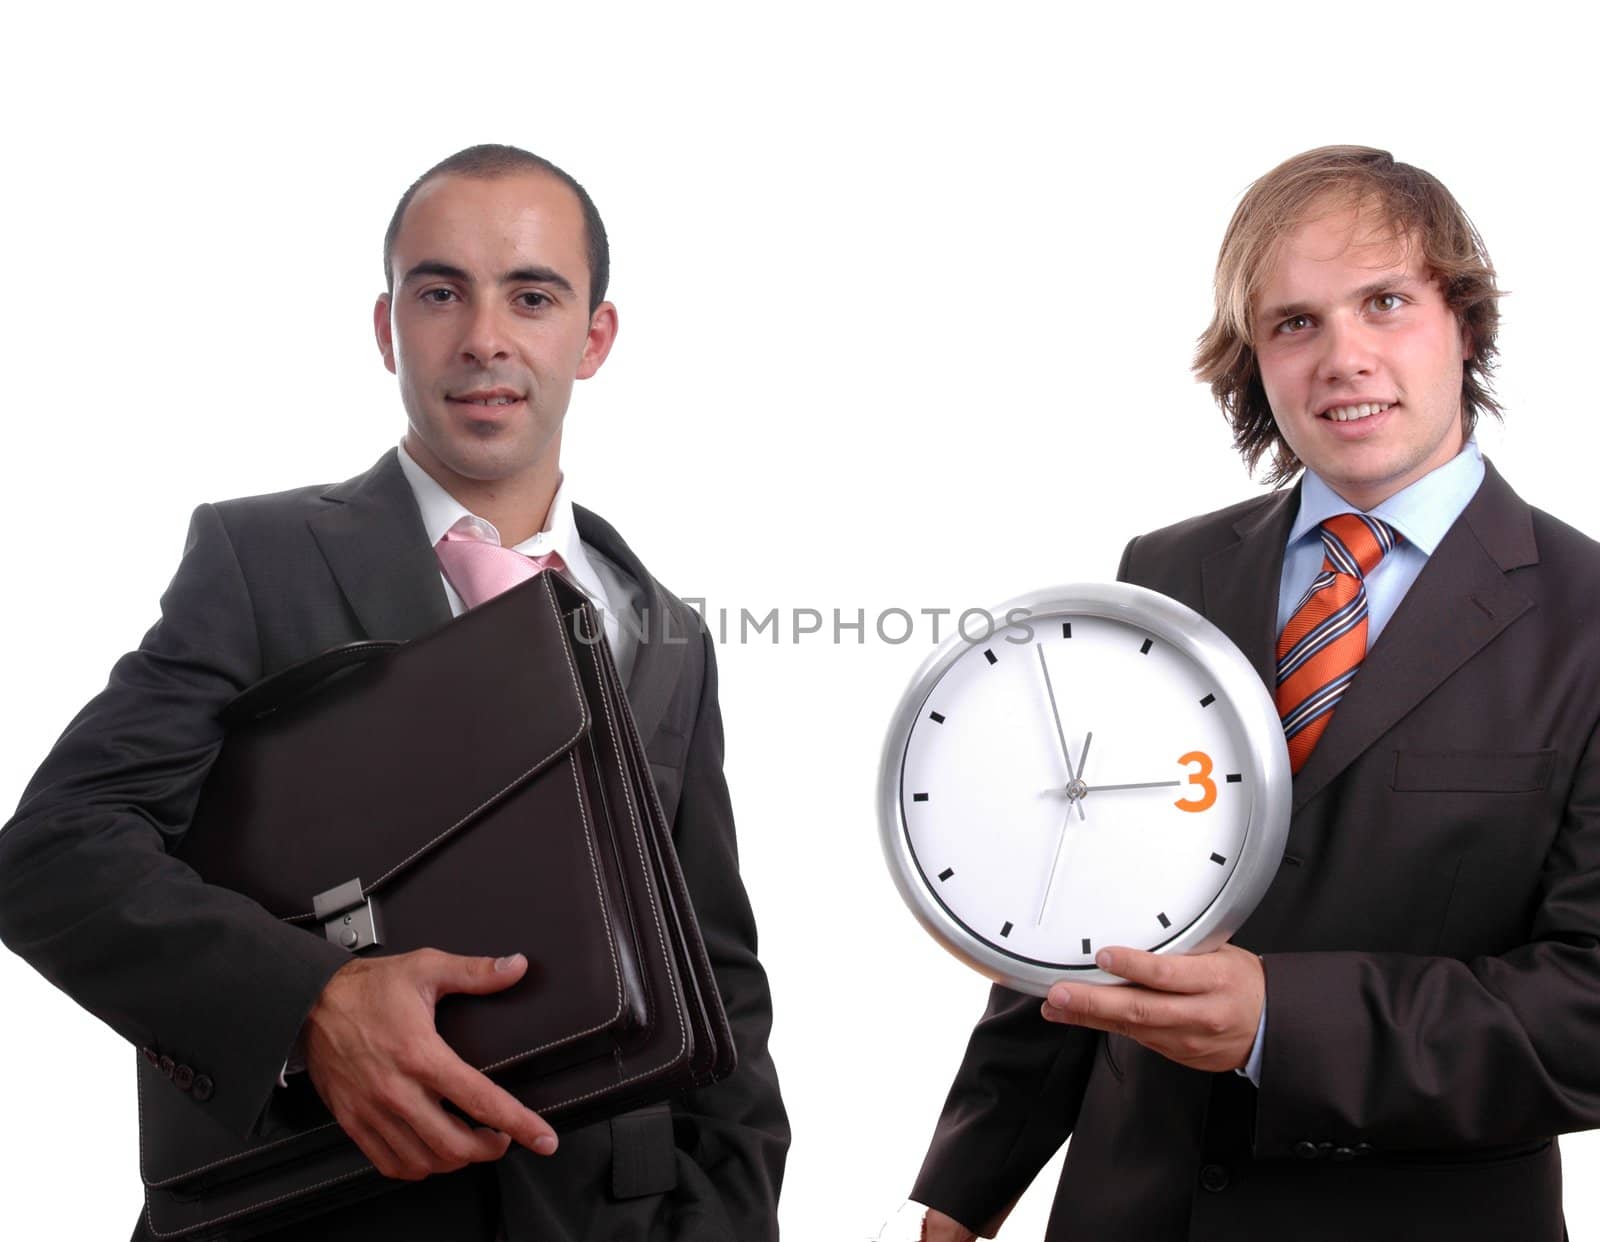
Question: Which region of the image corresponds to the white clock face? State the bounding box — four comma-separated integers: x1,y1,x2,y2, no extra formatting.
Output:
891,601,1274,981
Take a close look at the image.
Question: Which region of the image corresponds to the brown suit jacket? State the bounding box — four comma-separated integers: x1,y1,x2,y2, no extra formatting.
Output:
913,461,1600,1241
0,450,788,1241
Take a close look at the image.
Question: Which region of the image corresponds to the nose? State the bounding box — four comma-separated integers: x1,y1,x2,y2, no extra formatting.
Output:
1315,311,1378,385
458,300,512,365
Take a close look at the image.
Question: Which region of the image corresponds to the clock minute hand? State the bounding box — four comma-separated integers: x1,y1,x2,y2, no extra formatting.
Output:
1035,646,1085,821
1083,780,1182,792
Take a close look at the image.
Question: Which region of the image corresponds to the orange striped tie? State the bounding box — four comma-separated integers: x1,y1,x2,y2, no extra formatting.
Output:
1276,513,1397,774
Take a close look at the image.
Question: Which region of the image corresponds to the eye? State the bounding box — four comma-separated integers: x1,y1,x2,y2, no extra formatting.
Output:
420,287,458,305
1275,314,1313,335
1370,292,1405,313
516,290,552,310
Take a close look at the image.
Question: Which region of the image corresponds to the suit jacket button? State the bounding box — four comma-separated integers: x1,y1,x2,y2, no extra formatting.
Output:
192,1075,215,1103
1331,1146,1354,1162
173,1064,195,1091
1199,1163,1230,1192
1293,1141,1319,1160
1354,1142,1374,1158
141,1046,159,1065
158,1055,175,1079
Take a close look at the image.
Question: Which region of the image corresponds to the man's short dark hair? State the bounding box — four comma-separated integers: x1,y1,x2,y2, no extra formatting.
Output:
383,144,610,313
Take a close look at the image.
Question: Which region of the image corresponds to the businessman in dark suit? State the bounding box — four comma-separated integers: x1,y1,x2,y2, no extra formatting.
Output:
915,146,1600,1241
0,145,787,1240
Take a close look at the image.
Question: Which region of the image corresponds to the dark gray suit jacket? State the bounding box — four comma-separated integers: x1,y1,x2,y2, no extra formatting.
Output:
0,449,788,1241
913,462,1600,1241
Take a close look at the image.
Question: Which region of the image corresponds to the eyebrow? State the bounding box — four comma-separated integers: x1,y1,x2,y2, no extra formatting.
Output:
401,260,576,298
1258,274,1424,326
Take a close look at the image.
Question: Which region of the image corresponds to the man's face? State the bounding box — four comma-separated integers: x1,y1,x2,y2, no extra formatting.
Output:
375,172,616,497
1252,201,1469,510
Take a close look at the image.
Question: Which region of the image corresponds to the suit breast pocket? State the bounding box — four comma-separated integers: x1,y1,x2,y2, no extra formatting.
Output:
1389,749,1560,956
1391,749,1556,794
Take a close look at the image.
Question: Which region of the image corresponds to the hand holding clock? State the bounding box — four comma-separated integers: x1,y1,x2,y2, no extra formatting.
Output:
1040,943,1264,1073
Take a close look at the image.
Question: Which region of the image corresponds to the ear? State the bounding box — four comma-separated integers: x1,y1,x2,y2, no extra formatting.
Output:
575,302,619,380
374,293,397,374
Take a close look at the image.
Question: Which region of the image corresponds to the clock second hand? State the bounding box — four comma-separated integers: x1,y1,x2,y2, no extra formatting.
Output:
1036,806,1075,925
1037,731,1092,925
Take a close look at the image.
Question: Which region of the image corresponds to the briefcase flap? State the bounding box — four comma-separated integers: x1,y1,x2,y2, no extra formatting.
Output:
182,571,593,920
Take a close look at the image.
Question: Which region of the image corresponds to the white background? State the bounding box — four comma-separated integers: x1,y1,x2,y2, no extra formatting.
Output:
2,2,1596,1238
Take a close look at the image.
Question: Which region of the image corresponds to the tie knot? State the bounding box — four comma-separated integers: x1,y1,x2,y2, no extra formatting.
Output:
435,521,566,610
1319,513,1397,580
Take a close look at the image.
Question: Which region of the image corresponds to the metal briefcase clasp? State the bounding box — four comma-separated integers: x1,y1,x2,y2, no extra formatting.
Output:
312,878,382,952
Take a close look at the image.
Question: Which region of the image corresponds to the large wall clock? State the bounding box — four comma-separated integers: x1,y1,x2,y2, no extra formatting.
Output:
878,583,1291,994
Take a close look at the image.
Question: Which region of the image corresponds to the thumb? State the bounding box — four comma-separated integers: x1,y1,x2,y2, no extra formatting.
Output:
427,950,529,998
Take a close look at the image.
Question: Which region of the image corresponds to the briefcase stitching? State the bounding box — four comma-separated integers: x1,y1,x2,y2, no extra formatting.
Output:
605,632,734,1066
311,576,590,913
478,749,627,1072
534,634,689,1114
138,750,628,1194
143,1163,375,1240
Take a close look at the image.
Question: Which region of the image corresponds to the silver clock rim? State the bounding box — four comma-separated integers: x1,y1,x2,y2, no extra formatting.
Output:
877,582,1291,996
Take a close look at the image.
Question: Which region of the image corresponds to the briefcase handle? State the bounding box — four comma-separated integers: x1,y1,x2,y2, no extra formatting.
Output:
220,640,401,726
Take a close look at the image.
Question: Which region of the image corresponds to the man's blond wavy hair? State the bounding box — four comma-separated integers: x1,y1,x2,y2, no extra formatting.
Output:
1194,145,1503,487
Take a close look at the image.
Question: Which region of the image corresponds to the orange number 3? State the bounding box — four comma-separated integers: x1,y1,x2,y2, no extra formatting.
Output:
1175,751,1217,813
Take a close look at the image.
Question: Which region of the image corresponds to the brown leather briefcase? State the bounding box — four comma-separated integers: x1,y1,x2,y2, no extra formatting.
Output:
135,570,736,1239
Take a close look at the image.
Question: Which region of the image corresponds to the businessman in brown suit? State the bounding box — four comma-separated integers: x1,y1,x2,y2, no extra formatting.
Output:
0,145,787,1240
915,147,1600,1240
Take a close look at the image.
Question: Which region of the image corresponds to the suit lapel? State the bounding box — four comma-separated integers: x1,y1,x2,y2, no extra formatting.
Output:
307,449,453,642
1289,460,1537,813
573,504,686,749
1201,485,1299,689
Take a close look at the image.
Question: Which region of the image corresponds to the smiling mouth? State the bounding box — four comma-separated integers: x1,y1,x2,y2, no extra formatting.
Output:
449,395,523,407
1321,401,1394,423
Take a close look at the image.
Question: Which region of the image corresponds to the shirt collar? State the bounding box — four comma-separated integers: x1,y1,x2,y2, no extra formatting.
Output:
1287,436,1486,556
395,440,611,609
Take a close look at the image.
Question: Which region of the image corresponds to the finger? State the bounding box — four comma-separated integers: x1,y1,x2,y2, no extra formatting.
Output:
1091,947,1215,994
416,949,530,1000
344,1115,413,1181
432,1054,558,1155
398,1084,515,1167
374,1109,453,1180
1042,982,1180,1036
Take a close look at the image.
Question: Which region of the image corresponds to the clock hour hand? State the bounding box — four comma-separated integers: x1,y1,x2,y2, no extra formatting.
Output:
1084,780,1182,792
1036,646,1086,820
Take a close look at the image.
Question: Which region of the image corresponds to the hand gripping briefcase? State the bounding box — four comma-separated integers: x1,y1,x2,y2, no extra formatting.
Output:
135,570,736,1240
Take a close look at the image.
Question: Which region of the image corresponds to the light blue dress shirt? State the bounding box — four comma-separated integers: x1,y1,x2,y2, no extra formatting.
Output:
1239,438,1486,1087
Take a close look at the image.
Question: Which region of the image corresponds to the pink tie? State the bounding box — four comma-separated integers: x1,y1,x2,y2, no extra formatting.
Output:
435,521,566,610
